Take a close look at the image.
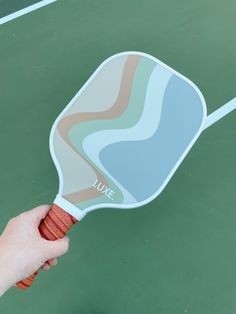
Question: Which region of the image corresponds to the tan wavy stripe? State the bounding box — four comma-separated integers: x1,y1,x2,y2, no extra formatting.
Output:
57,55,141,204
66,185,106,204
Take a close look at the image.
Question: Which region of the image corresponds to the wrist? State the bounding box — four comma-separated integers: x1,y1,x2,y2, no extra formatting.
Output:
0,266,13,296
0,238,15,296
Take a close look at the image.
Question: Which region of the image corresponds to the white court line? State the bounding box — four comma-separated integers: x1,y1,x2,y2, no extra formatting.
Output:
204,98,236,130
0,0,57,25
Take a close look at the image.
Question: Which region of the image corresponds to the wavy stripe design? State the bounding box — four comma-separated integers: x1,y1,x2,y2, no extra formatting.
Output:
82,64,173,204
52,53,205,211
69,57,157,208
57,55,141,206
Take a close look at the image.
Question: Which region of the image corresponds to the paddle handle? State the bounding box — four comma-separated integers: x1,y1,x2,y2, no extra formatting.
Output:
15,204,77,289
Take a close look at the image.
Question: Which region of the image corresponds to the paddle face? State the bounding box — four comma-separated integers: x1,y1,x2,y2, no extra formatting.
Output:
50,52,207,216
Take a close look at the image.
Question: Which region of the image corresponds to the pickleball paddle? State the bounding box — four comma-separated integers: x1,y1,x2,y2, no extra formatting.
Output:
16,51,236,289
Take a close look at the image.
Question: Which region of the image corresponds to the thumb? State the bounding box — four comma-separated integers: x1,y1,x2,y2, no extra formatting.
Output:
42,237,70,260
27,204,51,225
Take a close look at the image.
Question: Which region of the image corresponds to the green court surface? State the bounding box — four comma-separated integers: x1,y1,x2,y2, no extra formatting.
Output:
0,0,40,18
0,1,236,313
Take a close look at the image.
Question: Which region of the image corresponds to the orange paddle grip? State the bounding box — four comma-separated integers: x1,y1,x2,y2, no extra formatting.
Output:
15,204,77,289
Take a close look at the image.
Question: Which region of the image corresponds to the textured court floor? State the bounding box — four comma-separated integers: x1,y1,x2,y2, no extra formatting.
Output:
0,1,236,313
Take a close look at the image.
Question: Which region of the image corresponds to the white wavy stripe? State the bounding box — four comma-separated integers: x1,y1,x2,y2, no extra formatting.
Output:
82,64,173,204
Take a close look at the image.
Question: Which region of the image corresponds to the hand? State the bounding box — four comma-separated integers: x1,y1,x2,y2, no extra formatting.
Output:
0,205,69,296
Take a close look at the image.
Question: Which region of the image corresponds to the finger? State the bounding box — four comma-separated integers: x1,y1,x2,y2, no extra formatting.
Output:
42,263,50,271
27,205,51,225
48,258,57,266
42,237,70,260
41,261,50,268
41,258,57,271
